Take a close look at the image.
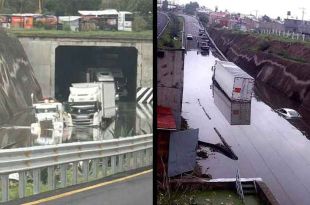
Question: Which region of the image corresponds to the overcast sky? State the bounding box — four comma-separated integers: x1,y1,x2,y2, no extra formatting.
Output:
176,0,310,20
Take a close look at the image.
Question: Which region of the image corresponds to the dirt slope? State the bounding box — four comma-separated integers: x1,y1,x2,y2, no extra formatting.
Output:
208,28,310,110
0,29,42,123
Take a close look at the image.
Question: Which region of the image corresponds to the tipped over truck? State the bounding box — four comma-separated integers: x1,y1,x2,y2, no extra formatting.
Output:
213,61,254,102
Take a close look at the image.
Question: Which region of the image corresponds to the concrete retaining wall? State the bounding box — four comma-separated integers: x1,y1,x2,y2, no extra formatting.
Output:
157,49,185,129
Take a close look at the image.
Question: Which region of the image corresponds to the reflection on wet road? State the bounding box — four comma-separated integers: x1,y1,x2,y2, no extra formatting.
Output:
0,102,152,148
181,14,310,205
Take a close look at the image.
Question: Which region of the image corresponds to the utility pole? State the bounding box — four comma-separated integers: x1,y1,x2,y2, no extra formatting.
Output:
299,7,306,21
38,0,42,14
253,10,258,19
0,0,5,12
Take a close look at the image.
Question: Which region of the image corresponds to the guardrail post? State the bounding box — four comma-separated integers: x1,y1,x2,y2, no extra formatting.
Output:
149,148,153,165
33,169,40,194
72,162,78,185
111,156,116,175
138,151,142,168
82,160,89,182
93,159,99,179
102,158,108,177
133,151,138,169
1,175,9,202
125,153,130,171
60,164,67,188
18,171,26,198
48,166,55,190
118,154,124,173
144,149,149,166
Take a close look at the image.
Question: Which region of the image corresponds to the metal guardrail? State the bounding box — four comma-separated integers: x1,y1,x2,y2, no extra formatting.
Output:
157,12,170,39
0,134,153,202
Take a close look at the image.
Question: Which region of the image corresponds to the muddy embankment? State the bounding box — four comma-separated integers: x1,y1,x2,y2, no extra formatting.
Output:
0,29,41,124
208,28,310,111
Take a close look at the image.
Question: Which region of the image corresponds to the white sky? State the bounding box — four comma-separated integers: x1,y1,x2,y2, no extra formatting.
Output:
176,0,310,20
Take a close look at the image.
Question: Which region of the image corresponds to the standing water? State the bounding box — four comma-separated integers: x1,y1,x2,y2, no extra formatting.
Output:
182,48,310,204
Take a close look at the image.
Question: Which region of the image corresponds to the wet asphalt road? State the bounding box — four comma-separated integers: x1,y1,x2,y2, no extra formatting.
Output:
157,12,168,38
181,14,310,205
40,171,152,205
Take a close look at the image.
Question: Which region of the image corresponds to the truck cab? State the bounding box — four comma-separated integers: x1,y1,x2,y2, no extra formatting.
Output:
31,98,72,136
67,80,116,127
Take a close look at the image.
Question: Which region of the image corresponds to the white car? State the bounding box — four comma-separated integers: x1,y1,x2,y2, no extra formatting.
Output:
275,108,301,119
186,34,193,40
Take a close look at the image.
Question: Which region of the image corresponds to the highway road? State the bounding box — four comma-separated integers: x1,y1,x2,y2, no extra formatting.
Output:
181,14,310,205
10,170,152,205
157,12,168,38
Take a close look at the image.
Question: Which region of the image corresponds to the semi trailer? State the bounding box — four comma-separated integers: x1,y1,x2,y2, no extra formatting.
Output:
213,61,254,102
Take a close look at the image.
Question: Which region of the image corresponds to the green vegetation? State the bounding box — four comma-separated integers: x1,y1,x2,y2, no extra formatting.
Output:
162,0,169,12
228,28,310,46
7,28,152,39
132,15,148,32
184,2,199,15
158,13,183,49
158,190,261,205
198,13,209,28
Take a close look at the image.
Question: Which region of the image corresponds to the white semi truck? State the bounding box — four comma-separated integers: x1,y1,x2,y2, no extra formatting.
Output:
67,74,116,127
30,98,73,142
213,61,254,102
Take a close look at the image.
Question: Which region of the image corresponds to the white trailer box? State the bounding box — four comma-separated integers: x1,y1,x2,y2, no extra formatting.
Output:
214,61,254,102
213,84,251,125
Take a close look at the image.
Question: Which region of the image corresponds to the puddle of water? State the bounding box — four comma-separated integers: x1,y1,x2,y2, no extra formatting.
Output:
0,102,152,149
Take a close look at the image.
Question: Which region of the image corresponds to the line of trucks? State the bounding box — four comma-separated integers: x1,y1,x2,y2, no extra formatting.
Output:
31,68,125,137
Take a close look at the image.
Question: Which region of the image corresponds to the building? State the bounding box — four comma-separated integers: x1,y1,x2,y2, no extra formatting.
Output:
58,16,80,31
157,106,198,178
284,19,310,35
208,11,229,26
11,13,37,29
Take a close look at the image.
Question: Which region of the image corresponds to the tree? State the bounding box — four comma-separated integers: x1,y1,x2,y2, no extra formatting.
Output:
162,0,168,12
197,13,208,27
262,15,271,22
184,2,199,15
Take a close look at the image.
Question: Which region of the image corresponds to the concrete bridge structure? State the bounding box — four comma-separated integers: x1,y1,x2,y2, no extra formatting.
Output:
18,36,153,99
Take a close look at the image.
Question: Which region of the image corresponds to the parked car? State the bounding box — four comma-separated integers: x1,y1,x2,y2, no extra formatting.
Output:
201,34,208,40
187,34,193,40
199,29,205,36
275,108,301,119
200,42,209,50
